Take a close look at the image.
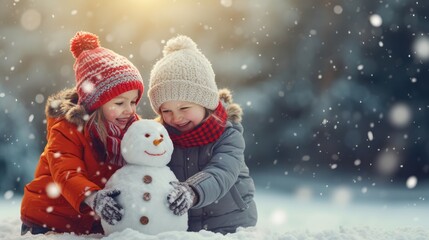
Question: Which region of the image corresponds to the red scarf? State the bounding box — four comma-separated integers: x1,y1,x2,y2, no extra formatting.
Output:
89,114,138,166
167,102,227,148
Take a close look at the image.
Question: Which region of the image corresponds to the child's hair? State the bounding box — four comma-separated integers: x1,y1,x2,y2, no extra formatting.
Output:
86,108,109,147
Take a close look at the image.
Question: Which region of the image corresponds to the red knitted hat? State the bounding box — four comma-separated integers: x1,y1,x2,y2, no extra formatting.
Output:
70,31,144,113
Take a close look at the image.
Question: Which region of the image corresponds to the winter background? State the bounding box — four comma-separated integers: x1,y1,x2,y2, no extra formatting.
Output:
1,0,429,239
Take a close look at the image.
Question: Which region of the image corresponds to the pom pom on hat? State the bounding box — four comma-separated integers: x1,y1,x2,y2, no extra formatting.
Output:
70,31,100,59
162,35,198,56
70,31,144,113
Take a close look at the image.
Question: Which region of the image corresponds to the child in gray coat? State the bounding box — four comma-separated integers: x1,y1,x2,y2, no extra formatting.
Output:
148,35,257,234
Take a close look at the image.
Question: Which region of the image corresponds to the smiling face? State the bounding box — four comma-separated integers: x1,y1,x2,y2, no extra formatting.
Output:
160,100,206,133
121,119,173,167
101,90,139,129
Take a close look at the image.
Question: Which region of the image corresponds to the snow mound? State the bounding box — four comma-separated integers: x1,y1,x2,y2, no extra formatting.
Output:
4,216,427,240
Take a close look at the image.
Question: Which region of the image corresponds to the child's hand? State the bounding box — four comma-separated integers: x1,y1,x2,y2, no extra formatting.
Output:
167,181,197,216
93,189,124,225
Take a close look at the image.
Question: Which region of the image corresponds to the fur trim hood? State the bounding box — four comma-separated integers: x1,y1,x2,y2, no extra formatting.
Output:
219,88,243,124
45,88,88,126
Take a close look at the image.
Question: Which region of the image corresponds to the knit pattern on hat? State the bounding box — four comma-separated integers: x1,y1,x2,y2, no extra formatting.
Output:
148,35,218,113
70,31,144,113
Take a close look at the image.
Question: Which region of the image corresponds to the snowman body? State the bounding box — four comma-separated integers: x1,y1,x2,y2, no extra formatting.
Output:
101,120,188,235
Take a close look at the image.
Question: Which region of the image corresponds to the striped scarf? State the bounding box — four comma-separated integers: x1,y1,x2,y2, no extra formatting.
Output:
167,102,227,148
89,114,138,166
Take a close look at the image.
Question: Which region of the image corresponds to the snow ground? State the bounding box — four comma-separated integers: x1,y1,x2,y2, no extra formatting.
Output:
1,189,429,240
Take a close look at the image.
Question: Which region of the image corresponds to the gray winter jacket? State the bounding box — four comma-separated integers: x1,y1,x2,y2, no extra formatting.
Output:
168,120,258,234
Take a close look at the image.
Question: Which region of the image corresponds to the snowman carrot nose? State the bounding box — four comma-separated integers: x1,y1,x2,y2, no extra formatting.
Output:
153,138,163,146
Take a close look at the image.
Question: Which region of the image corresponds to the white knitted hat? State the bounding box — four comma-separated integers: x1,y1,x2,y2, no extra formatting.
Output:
148,35,218,114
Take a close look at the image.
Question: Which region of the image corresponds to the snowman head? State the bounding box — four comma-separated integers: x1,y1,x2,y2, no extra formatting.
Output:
121,119,173,167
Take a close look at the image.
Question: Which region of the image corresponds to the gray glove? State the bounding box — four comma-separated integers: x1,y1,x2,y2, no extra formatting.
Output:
93,189,123,225
167,181,197,216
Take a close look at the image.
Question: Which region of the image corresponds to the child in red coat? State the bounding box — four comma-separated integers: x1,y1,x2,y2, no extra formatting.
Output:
20,31,144,235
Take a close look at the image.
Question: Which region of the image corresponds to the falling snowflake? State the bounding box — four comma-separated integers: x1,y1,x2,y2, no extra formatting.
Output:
270,209,287,226
46,206,54,213
50,99,61,109
376,151,400,176
406,176,418,189
220,0,232,8
388,103,412,128
369,14,382,27
46,182,61,199
367,131,374,141
354,159,361,166
333,5,343,15
4,190,14,200
413,36,429,61
35,94,44,104
81,80,95,94
21,9,42,31
331,186,352,206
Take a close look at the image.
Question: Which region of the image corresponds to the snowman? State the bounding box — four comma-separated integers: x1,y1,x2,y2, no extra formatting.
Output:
101,119,188,235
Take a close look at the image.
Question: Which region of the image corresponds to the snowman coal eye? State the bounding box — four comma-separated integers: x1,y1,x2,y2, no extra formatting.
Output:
160,134,164,138
145,133,150,138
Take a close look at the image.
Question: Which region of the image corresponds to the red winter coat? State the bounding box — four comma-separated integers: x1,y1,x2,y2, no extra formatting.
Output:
21,88,121,234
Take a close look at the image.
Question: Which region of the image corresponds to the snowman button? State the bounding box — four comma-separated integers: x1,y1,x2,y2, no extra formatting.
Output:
143,175,152,184
140,216,149,225
143,192,151,201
